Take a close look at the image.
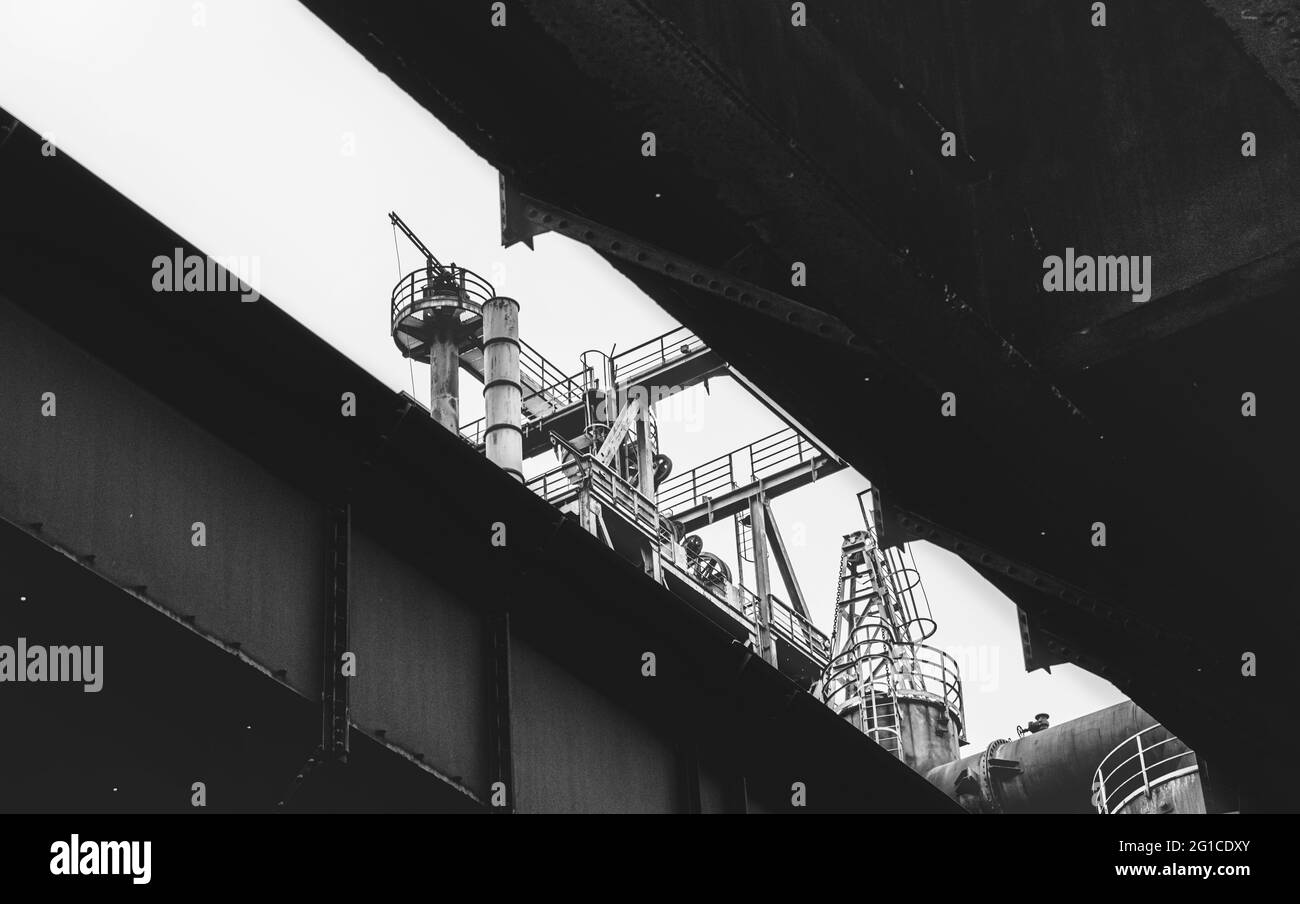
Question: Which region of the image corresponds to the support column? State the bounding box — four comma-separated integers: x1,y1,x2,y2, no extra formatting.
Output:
429,310,460,432
488,610,515,813
763,500,809,618
749,496,778,669
578,488,601,539
635,407,663,582
323,502,351,763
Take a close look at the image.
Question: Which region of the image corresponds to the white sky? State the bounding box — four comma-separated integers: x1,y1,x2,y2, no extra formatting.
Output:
0,0,1123,749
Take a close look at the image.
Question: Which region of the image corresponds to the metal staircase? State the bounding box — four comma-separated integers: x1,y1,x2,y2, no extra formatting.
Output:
459,335,585,430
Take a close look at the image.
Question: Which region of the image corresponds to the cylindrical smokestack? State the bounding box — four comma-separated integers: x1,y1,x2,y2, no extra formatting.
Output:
483,297,523,481
428,310,461,431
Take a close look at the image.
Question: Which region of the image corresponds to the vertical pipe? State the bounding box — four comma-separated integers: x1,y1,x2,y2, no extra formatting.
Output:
579,350,610,440
749,496,778,669
483,297,523,481
429,310,460,431
634,407,663,583
635,408,655,497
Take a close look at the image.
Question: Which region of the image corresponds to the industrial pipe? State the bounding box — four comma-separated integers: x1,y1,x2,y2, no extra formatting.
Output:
482,297,523,481
428,310,461,432
924,700,1179,813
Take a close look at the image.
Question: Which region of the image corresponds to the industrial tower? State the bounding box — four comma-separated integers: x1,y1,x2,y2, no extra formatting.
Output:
821,489,967,776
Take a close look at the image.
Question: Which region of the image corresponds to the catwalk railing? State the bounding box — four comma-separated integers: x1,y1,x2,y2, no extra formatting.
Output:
525,435,831,670
459,344,586,446
657,427,822,513
459,325,710,448
609,326,708,386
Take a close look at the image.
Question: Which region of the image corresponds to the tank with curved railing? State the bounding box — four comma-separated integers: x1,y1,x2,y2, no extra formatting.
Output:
821,619,967,738
821,617,902,750
390,264,495,358
892,643,965,726
1092,724,1199,814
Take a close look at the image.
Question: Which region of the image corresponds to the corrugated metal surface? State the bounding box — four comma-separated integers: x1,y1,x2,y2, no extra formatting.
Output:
0,294,325,698
512,634,680,813
349,529,490,795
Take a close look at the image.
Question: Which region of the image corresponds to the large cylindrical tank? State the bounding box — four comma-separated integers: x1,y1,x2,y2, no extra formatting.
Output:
924,700,1191,813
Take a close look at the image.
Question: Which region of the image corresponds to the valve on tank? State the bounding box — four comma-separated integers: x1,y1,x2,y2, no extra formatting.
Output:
1016,712,1051,737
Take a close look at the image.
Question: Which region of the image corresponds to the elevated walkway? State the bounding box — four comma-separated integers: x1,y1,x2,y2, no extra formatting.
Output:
459,326,724,454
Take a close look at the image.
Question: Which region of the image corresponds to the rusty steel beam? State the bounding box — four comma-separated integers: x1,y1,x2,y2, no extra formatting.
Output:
502,177,862,349
887,504,1197,657
763,500,810,619
1042,237,1300,373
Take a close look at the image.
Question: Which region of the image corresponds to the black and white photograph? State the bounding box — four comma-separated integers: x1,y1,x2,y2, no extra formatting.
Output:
0,0,1293,887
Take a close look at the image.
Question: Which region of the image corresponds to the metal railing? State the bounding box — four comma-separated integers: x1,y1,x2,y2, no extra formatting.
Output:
764,591,833,663
523,434,661,541
820,619,902,751
656,427,822,513
586,454,660,540
459,325,711,449
820,619,966,742
460,350,586,446
1092,725,1199,814
459,419,488,446
519,339,586,411
610,326,707,386
526,458,586,507
748,428,819,482
657,454,734,512
390,265,494,334
822,618,897,706
523,435,829,667
835,540,938,653
893,643,965,727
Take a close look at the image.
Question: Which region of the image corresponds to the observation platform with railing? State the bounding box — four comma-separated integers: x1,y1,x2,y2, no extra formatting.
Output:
390,265,496,359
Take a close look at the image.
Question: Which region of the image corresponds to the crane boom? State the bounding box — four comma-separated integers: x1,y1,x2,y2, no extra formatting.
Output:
389,211,446,274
